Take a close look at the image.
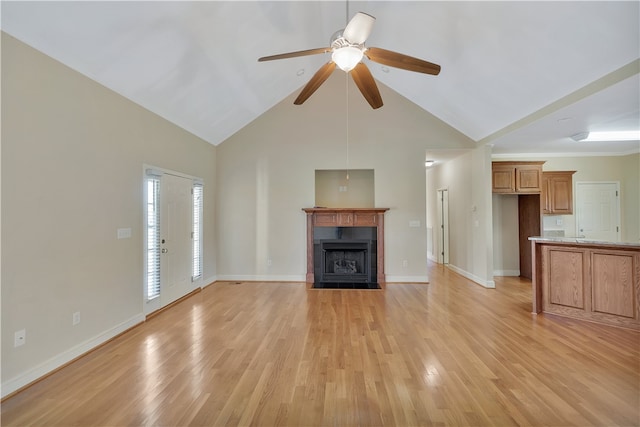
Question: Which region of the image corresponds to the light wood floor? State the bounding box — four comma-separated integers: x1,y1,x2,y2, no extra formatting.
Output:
2,262,639,426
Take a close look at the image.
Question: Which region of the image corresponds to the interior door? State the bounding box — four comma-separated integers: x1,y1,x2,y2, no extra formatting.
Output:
437,189,449,264
575,182,620,242
161,173,194,307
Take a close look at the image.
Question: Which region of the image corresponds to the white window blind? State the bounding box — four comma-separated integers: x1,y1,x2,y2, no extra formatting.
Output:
146,176,161,300
192,182,203,281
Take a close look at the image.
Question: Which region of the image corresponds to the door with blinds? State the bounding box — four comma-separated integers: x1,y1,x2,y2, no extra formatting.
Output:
145,169,203,315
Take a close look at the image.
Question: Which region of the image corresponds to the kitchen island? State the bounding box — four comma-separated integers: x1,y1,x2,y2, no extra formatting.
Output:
530,237,640,330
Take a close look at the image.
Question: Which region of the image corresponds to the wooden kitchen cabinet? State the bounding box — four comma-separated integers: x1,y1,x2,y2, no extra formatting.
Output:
542,171,575,215
492,161,545,193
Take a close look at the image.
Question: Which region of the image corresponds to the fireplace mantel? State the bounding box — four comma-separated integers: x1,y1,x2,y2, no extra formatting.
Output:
303,208,389,285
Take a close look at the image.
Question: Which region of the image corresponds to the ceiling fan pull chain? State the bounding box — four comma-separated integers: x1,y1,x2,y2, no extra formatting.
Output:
346,72,350,180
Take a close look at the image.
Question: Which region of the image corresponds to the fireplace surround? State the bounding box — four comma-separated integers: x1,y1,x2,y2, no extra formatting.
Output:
303,208,389,288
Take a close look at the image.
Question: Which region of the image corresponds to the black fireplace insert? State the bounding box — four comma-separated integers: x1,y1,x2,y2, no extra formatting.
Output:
313,227,379,289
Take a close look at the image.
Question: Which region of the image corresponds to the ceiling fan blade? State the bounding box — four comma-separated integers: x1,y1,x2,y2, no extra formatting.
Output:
365,47,441,75
258,47,331,62
350,63,383,109
343,12,375,45
294,62,337,105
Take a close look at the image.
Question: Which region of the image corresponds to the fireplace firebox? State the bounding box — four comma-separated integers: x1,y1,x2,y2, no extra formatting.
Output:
319,239,373,285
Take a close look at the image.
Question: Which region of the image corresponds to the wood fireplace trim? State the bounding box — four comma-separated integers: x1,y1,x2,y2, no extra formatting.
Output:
302,208,389,285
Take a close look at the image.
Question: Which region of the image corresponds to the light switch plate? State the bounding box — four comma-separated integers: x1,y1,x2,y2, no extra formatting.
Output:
409,220,421,228
117,228,132,239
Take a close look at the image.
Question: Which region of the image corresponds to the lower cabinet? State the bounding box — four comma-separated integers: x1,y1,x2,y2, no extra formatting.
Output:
540,244,639,329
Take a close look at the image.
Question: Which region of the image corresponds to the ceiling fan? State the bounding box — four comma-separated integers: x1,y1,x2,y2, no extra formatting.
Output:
258,12,441,109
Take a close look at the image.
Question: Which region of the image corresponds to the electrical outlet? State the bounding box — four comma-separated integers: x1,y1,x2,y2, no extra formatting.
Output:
267,259,272,267
402,260,408,268
73,312,81,326
14,329,26,347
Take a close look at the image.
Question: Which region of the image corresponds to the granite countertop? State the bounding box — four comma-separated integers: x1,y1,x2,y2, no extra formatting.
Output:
529,236,640,248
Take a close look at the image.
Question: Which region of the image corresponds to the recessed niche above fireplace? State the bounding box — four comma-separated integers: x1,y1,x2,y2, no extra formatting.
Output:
303,208,389,289
314,169,374,208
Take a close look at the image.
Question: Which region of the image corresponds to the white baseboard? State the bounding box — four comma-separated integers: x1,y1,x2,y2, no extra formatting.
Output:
215,274,306,282
1,313,145,399
385,275,429,283
202,275,217,287
493,269,520,277
447,264,496,288
427,253,438,262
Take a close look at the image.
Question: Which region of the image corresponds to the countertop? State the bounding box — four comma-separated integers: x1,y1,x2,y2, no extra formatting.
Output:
529,236,640,248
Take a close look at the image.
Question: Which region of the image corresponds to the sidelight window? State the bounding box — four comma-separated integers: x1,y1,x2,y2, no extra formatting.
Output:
145,174,161,300
192,182,203,281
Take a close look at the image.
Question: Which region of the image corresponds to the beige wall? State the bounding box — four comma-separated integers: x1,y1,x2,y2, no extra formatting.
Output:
492,194,520,275
426,145,495,287
216,71,475,283
492,153,640,274
1,33,217,394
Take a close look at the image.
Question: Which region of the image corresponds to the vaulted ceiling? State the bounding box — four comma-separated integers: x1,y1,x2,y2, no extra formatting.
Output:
2,1,639,157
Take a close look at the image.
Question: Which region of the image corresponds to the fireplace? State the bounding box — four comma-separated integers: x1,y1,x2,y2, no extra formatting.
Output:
303,208,388,289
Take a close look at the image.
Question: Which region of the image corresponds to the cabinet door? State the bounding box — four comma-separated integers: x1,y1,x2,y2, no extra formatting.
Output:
541,171,574,215
492,166,515,193
542,175,551,214
515,165,542,192
549,175,573,214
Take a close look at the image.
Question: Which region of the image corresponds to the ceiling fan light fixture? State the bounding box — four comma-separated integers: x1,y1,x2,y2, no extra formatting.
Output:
332,46,363,72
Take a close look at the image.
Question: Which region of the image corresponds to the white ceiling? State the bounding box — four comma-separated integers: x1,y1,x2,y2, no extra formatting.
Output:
2,1,639,157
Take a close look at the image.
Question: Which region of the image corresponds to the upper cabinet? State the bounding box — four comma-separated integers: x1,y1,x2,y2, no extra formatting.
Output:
542,171,576,215
492,161,545,194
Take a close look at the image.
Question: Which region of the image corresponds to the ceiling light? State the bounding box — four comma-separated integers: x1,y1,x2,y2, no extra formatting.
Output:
332,46,364,72
425,160,435,167
570,132,590,142
581,130,640,142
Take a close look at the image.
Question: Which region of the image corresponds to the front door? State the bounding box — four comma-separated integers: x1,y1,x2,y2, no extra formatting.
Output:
160,173,194,307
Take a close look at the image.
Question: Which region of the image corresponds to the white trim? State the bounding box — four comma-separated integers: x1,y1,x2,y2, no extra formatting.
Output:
493,269,520,276
1,314,145,398
201,275,217,287
492,149,639,159
385,275,429,283
142,163,202,182
215,274,306,282
447,264,496,288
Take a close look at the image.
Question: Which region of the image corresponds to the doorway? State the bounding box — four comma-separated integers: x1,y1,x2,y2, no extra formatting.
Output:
575,182,620,242
437,189,449,264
